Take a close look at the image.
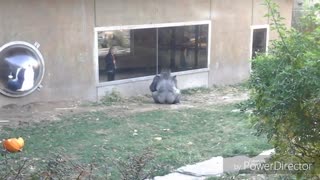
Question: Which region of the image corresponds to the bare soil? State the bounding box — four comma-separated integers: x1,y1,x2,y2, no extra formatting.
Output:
0,86,248,127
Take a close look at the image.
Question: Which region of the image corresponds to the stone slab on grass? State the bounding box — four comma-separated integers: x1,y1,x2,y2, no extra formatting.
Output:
153,172,206,180
151,149,276,180
175,156,224,177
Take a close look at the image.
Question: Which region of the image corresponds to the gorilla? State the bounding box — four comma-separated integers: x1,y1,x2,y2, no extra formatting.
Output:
149,71,181,104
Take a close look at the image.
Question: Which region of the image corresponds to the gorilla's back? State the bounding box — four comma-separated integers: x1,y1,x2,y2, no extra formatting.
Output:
150,71,181,104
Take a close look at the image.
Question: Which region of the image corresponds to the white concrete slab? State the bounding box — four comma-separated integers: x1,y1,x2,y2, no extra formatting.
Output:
176,156,224,176
153,173,206,180
152,149,275,179
258,149,275,156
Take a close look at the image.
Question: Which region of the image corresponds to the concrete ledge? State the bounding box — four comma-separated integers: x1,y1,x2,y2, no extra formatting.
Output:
97,69,209,99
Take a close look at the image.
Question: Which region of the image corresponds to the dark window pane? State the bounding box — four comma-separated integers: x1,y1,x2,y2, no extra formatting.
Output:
252,28,267,58
158,24,208,72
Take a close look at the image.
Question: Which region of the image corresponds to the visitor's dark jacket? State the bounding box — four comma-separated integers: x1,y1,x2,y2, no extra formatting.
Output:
105,53,115,72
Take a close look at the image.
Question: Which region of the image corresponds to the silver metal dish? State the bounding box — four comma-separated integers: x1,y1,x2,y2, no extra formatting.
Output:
0,41,45,97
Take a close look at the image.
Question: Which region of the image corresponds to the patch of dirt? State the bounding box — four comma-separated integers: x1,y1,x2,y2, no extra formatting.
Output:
0,86,248,127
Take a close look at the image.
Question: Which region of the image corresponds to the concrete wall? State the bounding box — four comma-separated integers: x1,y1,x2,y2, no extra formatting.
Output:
95,0,211,26
269,0,294,40
209,0,253,85
0,0,293,106
209,0,293,85
0,0,96,106
97,69,209,98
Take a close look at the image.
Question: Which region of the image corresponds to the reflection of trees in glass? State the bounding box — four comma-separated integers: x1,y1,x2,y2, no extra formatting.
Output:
113,31,130,48
98,31,130,48
98,32,108,48
98,30,131,55
158,25,208,70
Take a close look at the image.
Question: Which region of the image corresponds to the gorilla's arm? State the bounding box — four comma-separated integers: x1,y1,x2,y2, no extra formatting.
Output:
149,75,161,92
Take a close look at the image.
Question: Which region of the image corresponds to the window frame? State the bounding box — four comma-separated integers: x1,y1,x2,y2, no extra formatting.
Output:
94,20,211,86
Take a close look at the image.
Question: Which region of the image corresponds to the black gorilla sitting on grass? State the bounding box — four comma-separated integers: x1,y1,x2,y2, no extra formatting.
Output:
149,71,181,104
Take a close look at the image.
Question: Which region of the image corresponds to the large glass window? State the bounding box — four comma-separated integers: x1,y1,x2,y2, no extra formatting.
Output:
97,23,209,83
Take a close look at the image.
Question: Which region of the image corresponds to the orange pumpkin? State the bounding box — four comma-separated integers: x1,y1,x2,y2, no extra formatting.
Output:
16,137,24,148
2,137,24,153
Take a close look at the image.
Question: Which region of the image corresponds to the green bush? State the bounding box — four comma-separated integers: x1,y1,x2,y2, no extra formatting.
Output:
100,89,123,106
0,149,158,179
248,0,320,178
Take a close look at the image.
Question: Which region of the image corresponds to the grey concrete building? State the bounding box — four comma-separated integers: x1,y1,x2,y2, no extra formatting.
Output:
0,0,294,106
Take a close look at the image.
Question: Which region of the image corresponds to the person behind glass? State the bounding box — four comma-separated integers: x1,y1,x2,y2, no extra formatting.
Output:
105,46,116,81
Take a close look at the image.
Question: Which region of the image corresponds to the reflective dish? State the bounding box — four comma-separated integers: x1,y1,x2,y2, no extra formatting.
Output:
0,41,45,97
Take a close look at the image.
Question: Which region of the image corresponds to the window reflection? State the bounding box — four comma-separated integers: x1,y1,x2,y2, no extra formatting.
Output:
158,25,208,72
98,28,157,82
98,30,131,55
98,24,209,83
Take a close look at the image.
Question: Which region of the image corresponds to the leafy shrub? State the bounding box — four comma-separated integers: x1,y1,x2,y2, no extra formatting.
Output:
0,151,32,180
0,152,97,180
0,149,159,179
248,0,320,178
112,148,158,180
101,89,123,106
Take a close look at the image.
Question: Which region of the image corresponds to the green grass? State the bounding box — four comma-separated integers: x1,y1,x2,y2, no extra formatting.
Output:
181,87,212,95
1,103,271,179
181,83,249,96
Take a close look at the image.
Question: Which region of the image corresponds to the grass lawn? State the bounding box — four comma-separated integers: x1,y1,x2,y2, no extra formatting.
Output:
1,100,272,179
